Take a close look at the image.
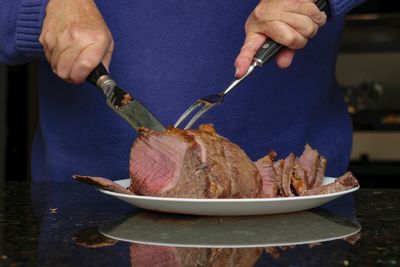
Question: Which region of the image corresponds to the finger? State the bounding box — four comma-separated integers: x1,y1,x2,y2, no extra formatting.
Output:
260,20,308,49
234,32,266,78
69,42,110,84
55,45,83,82
40,31,56,63
50,33,71,72
287,1,327,27
280,12,319,38
275,48,295,69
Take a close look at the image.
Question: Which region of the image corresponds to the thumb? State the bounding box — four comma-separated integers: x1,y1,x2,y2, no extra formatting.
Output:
234,32,266,78
101,40,114,71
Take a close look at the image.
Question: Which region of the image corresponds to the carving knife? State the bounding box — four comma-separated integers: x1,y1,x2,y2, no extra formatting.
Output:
86,63,166,132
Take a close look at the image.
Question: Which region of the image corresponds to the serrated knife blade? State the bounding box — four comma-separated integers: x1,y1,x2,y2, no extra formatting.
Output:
86,63,166,132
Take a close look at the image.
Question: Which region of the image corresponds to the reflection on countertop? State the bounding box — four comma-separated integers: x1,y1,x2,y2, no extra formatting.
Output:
90,210,360,266
0,181,399,266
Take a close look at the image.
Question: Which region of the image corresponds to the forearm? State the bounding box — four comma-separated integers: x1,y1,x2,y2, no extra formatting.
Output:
0,0,47,64
327,0,365,17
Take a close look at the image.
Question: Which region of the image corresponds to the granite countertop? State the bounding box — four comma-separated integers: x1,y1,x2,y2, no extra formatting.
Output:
0,181,399,267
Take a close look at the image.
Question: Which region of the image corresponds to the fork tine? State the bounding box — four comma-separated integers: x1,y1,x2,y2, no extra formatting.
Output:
174,101,204,128
183,103,214,130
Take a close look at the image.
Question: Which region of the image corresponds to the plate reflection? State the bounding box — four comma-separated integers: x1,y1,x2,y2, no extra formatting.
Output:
73,209,361,266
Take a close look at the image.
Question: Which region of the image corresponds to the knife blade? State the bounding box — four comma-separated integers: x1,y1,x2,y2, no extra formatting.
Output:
86,63,166,132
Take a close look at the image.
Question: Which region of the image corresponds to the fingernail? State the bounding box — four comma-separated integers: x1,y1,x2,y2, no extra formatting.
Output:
235,67,240,77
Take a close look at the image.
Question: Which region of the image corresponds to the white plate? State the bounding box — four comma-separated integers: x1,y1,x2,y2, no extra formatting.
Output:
99,177,359,216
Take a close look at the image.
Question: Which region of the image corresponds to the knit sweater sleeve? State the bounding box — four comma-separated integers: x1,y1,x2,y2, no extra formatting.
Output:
327,0,365,17
0,0,48,64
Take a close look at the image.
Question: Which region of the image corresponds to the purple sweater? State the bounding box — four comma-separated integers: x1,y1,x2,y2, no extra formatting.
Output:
1,0,364,182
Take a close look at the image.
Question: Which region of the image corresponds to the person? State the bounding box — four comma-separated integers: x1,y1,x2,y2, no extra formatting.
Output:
1,0,363,182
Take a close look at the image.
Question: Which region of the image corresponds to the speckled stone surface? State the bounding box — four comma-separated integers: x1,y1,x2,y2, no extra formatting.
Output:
0,181,399,267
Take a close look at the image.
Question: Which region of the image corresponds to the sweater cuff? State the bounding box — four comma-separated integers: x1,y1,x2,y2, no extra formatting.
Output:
15,0,48,58
327,0,365,17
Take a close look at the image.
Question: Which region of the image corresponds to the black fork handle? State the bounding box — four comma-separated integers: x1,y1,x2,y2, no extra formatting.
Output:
253,0,328,66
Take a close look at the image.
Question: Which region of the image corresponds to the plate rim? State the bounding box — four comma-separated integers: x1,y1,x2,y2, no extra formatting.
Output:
98,177,360,202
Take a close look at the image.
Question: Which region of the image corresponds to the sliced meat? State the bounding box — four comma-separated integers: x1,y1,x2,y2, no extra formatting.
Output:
255,151,278,198
129,125,262,198
314,156,327,188
302,172,359,196
281,153,296,197
290,158,308,195
299,144,320,188
273,159,285,196
72,175,134,195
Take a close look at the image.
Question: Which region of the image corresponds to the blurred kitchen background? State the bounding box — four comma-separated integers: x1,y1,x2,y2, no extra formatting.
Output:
0,0,399,187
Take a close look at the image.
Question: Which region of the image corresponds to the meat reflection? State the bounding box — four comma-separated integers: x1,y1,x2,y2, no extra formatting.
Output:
130,245,262,267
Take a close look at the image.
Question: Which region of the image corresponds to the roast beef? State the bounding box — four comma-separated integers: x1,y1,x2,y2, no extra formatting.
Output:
277,154,293,197
299,144,320,187
129,124,262,198
290,158,308,196
73,124,359,199
254,151,278,198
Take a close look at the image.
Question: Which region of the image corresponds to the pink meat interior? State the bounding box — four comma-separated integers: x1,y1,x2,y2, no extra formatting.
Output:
129,133,189,195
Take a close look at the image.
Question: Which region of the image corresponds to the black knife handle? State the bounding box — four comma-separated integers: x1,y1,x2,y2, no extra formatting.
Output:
86,63,117,100
86,63,110,87
253,0,327,66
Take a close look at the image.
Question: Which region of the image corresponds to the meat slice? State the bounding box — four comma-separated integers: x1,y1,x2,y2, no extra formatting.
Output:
129,124,262,198
314,156,327,188
290,158,308,195
273,159,285,196
299,144,320,188
255,151,278,198
72,175,134,195
302,172,359,196
281,153,296,197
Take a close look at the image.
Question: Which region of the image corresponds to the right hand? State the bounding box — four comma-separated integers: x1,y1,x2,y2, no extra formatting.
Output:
234,0,326,78
39,0,114,84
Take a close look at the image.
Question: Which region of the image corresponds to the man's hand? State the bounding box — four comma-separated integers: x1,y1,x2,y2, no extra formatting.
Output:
235,0,327,78
39,0,114,84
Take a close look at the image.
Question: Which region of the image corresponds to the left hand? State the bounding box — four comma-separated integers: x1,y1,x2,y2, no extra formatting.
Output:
234,0,327,78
